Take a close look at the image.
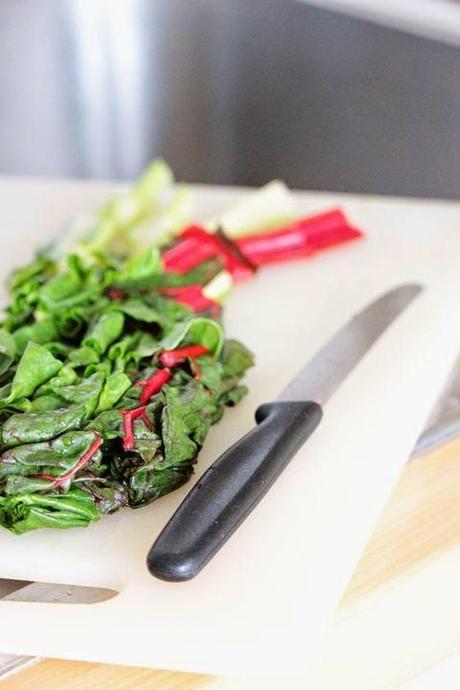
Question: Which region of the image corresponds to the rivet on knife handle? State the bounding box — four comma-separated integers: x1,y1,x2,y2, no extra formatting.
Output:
147,400,323,582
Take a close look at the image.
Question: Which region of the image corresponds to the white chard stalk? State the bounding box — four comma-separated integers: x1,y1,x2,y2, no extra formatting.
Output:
205,180,295,238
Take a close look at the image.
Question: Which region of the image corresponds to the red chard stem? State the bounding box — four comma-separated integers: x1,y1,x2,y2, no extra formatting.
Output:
159,344,208,368
138,368,171,405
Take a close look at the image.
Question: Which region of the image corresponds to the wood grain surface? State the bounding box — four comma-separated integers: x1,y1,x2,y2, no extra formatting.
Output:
2,437,460,690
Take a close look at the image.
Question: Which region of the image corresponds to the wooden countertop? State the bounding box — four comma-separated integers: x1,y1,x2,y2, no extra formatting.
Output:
2,437,460,690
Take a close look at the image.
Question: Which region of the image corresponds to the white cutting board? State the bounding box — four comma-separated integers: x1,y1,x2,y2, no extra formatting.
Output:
0,178,459,679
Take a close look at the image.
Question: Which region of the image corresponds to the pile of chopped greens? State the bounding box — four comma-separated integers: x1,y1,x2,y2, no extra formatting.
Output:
0,161,256,534
0,160,361,535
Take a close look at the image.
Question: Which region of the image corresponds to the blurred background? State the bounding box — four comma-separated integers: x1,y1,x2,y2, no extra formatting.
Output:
0,0,459,197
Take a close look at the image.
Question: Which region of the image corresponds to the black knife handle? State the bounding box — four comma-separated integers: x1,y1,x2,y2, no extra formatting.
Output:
146,400,323,582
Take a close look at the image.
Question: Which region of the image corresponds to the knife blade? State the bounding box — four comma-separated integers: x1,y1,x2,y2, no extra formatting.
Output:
411,353,460,457
147,284,422,582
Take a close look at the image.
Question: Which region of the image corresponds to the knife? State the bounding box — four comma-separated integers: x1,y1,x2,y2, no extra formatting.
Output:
147,284,422,582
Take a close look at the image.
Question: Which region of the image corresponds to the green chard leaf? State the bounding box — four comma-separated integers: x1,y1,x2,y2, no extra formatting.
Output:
220,339,255,377
0,330,17,377
160,317,224,357
2,405,91,448
0,488,100,534
28,394,66,413
90,409,124,439
12,319,58,355
108,333,142,363
9,255,53,288
0,430,101,480
68,346,100,368
83,311,124,356
39,267,82,304
132,332,162,360
95,372,132,413
114,248,162,289
42,372,105,407
113,297,164,324
1,373,104,447
35,365,78,396
5,343,62,404
54,309,87,339
44,342,72,359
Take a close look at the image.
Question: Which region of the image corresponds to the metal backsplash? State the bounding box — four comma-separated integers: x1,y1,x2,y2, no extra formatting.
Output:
0,0,459,198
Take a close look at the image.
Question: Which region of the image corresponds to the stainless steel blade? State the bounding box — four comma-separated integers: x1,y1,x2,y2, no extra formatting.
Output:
411,353,460,457
0,579,117,679
277,284,423,404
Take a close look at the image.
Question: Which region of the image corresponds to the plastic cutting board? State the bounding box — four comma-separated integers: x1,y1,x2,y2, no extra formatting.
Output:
0,178,459,678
